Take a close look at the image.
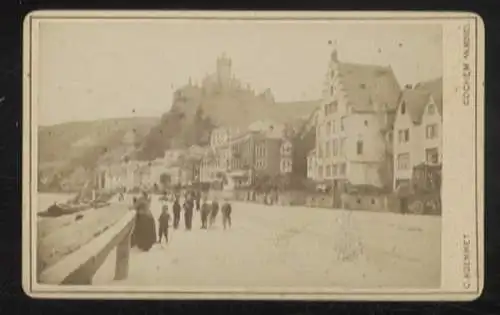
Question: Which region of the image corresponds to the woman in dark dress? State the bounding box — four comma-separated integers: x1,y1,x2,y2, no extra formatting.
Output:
131,192,157,251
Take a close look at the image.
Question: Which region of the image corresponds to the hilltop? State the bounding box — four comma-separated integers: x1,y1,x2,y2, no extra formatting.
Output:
136,83,320,160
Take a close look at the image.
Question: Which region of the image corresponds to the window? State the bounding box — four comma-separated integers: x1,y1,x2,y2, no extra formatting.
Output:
341,117,346,131
426,148,439,164
426,124,438,139
397,153,410,170
331,120,336,133
326,122,331,134
339,163,346,175
357,140,363,155
330,70,335,78
318,166,323,178
387,131,393,143
340,138,346,155
364,120,368,127
318,144,323,158
398,129,410,143
401,101,406,114
330,86,334,96
325,141,331,157
332,139,338,156
331,101,338,113
326,165,332,177
428,104,436,115
324,104,328,116
359,83,366,89
332,164,338,176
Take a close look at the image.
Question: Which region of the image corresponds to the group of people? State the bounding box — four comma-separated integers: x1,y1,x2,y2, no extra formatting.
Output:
130,190,233,252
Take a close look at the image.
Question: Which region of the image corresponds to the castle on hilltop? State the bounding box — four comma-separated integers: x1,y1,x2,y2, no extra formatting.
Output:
201,53,242,92
180,53,274,103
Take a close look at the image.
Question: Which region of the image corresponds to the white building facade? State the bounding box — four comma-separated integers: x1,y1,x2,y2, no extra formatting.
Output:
393,78,443,190
310,48,400,192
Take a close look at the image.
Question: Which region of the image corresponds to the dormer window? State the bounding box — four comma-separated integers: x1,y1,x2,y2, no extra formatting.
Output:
330,70,335,78
360,83,366,89
401,101,406,114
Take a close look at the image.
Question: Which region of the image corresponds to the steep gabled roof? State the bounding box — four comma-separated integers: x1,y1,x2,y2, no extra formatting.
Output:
338,63,401,113
399,89,432,125
414,77,443,114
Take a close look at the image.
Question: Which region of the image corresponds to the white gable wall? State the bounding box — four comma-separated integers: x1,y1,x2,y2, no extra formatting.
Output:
421,98,443,165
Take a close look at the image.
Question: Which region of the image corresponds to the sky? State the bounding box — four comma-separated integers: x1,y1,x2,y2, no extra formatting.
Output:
36,19,442,126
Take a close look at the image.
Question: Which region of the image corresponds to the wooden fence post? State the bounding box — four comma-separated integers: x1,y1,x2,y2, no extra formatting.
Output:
114,227,132,281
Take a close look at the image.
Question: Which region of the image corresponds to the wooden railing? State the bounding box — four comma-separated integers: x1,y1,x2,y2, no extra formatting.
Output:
38,211,136,285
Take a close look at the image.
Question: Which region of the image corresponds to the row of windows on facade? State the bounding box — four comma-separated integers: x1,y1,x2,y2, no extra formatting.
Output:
397,124,439,144
396,147,440,170
202,144,291,169
317,138,364,158
317,116,347,136
316,99,437,144
400,102,437,116
231,144,292,159
313,163,347,178
229,157,291,171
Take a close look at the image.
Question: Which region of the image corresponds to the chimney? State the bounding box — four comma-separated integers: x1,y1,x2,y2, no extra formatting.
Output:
404,84,413,89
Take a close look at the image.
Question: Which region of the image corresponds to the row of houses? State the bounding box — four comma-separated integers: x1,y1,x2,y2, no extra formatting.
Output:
96,48,442,213
95,147,201,192
199,119,311,191
307,48,442,193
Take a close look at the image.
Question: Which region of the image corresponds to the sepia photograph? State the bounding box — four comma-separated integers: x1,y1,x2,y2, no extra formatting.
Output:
23,11,484,300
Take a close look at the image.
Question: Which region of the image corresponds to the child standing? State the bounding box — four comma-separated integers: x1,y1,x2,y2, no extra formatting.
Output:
158,204,171,244
209,198,219,227
221,199,232,230
172,198,181,229
200,196,211,229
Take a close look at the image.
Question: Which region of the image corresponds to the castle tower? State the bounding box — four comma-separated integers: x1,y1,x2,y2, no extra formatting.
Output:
216,53,232,87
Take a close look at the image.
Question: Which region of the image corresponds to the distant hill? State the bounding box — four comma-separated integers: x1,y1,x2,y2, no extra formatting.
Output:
38,117,158,191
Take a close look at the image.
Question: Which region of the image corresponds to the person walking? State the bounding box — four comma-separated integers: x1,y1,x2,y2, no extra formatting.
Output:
209,198,219,227
221,199,232,230
172,197,181,229
200,197,211,229
158,205,171,244
131,191,156,251
184,196,194,230
195,190,201,212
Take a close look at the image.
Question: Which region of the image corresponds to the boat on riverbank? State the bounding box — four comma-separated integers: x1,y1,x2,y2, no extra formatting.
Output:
38,180,116,218
39,202,92,217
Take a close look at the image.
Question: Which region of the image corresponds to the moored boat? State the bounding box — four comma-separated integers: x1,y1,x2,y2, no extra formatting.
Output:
39,202,92,217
